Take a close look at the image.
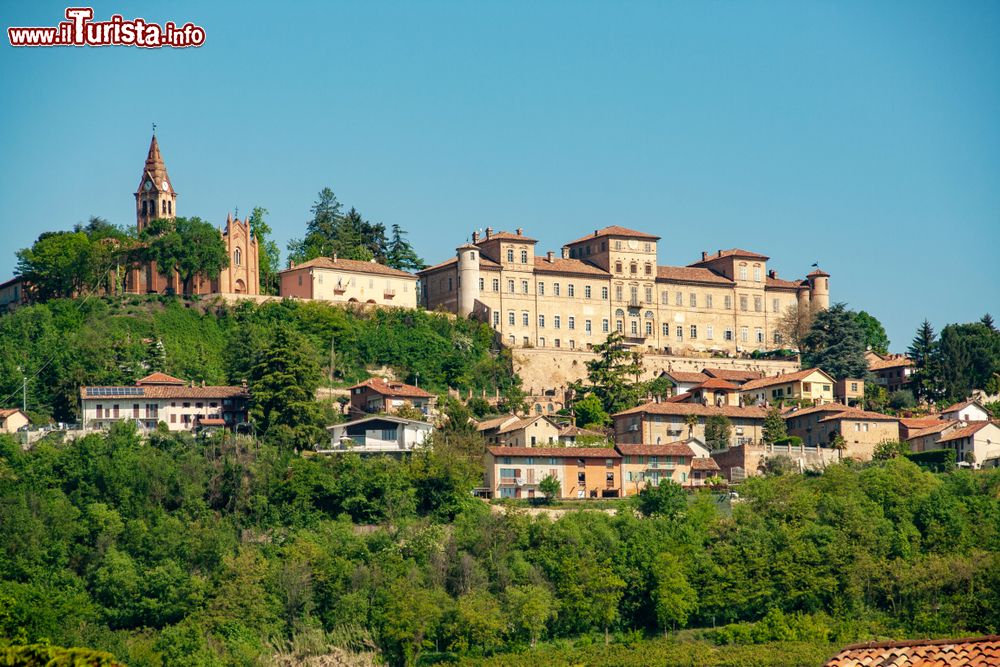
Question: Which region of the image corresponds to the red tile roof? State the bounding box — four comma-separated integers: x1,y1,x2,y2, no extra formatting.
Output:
565,225,660,246
0,408,26,420
702,368,764,382
739,368,833,391
942,399,984,414
613,401,767,419
656,265,734,285
136,372,186,386
689,248,770,265
899,417,948,430
782,403,852,419
283,256,417,278
476,414,519,431
79,384,248,400
533,256,610,276
824,635,1000,667
765,276,805,290
692,378,739,391
807,268,831,278
661,370,711,384
938,421,993,443
818,409,899,423
616,442,694,457
350,377,433,399
868,355,914,371
907,421,957,441
418,254,502,274
559,425,606,438
477,231,538,243
487,446,619,458
196,417,227,426
691,457,720,471
665,391,694,403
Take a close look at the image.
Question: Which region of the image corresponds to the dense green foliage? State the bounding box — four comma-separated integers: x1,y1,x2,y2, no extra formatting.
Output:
574,332,643,416
0,297,521,424
907,317,1000,403
853,310,890,355
801,303,868,380
4,431,1000,666
140,217,230,296
247,207,281,295
0,643,124,666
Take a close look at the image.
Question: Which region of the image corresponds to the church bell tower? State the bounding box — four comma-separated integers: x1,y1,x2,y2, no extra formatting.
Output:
134,132,177,231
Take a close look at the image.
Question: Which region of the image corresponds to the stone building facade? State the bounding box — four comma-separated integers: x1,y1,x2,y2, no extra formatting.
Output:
279,256,418,308
125,134,260,296
419,225,830,355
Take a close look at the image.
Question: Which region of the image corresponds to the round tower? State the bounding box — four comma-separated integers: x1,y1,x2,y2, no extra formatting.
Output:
456,243,480,318
807,268,830,313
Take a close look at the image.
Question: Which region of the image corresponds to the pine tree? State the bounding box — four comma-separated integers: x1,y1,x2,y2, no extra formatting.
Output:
762,406,787,444
800,303,868,380
908,319,939,400
386,224,426,271
578,332,643,415
982,313,996,331
704,415,732,450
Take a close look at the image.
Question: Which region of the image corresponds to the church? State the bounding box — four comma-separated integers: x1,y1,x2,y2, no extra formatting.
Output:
126,134,260,296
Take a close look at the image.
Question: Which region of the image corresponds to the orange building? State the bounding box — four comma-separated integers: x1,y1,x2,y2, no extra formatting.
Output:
616,443,695,495
485,446,621,499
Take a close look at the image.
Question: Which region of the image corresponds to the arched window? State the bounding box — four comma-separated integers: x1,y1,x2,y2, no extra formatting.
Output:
234,247,242,266
161,200,167,214
615,308,625,318
167,200,172,215
141,201,147,215
644,310,654,319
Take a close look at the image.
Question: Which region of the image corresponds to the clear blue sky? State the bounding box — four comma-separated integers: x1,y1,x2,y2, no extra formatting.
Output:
1,0,997,351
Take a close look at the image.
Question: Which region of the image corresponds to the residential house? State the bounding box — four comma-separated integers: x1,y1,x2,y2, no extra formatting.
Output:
484,446,621,499
660,370,711,395
824,635,1000,667
686,378,742,407
616,442,695,495
907,421,960,453
701,368,764,385
739,368,836,406
690,456,722,486
898,416,949,441
348,378,435,418
279,256,419,308
833,378,864,405
0,408,29,434
866,352,914,393
0,277,29,313
79,372,249,432
558,424,607,446
323,415,433,455
784,403,900,455
477,414,562,447
940,399,991,422
937,421,1000,468
612,402,767,449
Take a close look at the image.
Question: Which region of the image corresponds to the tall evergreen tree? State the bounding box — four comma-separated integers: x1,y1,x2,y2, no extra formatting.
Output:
934,323,1000,403
247,206,281,295
762,407,787,444
576,332,643,415
386,223,426,271
800,303,868,380
982,313,996,331
908,320,939,401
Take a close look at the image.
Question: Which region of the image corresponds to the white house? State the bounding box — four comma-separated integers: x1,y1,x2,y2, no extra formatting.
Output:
0,408,29,434
938,421,1000,468
323,415,433,454
940,399,991,423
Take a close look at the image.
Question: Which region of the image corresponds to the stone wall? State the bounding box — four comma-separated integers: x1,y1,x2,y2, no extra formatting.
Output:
512,347,800,395
712,442,842,481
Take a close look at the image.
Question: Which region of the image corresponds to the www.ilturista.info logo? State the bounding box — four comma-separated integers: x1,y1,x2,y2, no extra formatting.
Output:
8,7,205,48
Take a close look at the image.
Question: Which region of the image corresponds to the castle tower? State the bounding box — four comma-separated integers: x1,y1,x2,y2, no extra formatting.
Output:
134,133,177,231
456,243,480,318
807,268,830,313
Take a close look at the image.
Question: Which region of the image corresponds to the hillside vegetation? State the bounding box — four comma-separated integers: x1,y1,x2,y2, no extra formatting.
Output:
2,425,1000,666
0,296,521,423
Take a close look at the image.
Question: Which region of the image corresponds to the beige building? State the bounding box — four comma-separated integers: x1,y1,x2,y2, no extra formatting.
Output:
784,403,899,458
348,378,435,418
937,421,1000,468
613,402,767,449
0,278,28,313
866,352,914,393
280,256,418,308
0,408,29,434
617,442,696,494
419,225,830,355
739,368,836,406
477,414,562,447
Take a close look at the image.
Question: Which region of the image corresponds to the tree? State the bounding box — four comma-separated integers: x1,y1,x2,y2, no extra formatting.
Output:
16,231,96,300
762,406,787,445
538,474,561,503
635,480,686,519
801,303,868,380
247,325,325,447
573,393,609,429
908,320,939,401
854,310,890,355
504,585,556,647
141,217,229,295
889,389,916,410
684,414,698,438
873,440,911,460
386,223,425,271
704,415,732,450
287,188,343,264
776,304,812,351
865,382,889,411
982,313,996,331
247,206,281,295
577,332,643,416
652,553,696,635
934,322,1000,403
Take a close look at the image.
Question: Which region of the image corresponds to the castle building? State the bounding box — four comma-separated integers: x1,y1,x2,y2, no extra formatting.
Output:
418,225,829,355
126,134,260,296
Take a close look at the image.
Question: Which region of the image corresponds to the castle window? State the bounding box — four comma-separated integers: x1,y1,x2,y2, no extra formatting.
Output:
754,266,761,282
645,287,653,303
521,280,529,294
492,278,499,291
508,311,515,326
507,280,515,293
567,284,575,297
631,320,638,335
615,262,623,273
754,296,762,312
645,321,653,335
630,263,638,275
675,292,682,306
690,325,697,339
689,293,697,308
756,328,764,343
538,315,545,328
234,248,242,266
584,285,591,299
585,320,592,334
725,329,733,341
568,317,575,330
554,316,561,329
601,287,609,300
739,265,748,281
662,323,669,336
645,264,652,276
554,283,560,296
661,291,668,305
740,296,748,311
615,286,623,301
615,240,622,250
603,319,610,333
493,311,500,326
707,325,714,340
644,242,652,252
522,312,529,326
741,327,749,342
676,326,683,340
706,294,713,308
538,282,545,296
616,320,624,333
644,310,654,319
507,249,514,262
520,250,528,264
615,308,625,318
479,278,484,290
725,295,732,309
772,298,780,313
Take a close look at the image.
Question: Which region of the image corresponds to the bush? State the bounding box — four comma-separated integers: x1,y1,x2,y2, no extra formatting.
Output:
772,436,803,448
905,449,956,472
889,390,917,410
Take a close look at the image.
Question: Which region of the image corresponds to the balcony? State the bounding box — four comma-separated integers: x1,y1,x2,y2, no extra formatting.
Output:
645,461,676,470
383,289,396,299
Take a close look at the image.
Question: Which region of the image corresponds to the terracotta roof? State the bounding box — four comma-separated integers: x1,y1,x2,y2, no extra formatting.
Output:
498,415,557,434
282,256,416,279
818,409,899,423
938,421,993,443
417,254,502,274
196,418,227,426
616,442,694,457
782,403,852,419
691,457,720,471
559,425,605,438
942,399,983,414
824,635,1000,667
907,421,957,441
899,417,948,430
350,377,432,399
702,368,764,382
689,248,770,265
739,368,832,391
565,225,660,246
666,391,694,403
533,256,610,276
80,385,247,400
487,446,619,458
765,276,804,290
0,408,26,420
613,401,767,419
477,231,538,243
656,265,734,285
692,378,739,391
476,415,519,431
868,355,914,371
807,268,831,278
661,370,710,384
136,372,186,386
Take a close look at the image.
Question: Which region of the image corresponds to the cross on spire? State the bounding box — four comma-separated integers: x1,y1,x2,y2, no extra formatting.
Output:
152,121,157,135
234,206,239,219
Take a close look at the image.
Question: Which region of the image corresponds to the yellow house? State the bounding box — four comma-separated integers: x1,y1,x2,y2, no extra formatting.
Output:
0,408,29,434
739,368,835,406
279,256,418,308
477,414,562,447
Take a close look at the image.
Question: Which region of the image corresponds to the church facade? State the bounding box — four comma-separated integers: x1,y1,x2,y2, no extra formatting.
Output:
126,134,260,296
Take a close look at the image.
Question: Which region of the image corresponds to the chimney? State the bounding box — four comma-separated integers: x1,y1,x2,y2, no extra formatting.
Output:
333,253,338,262
485,227,493,239
472,230,479,243
769,269,776,278
547,251,554,262
701,251,708,261
201,380,205,387
289,260,296,268
561,246,569,259
241,379,247,388
516,227,523,236
717,249,722,257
